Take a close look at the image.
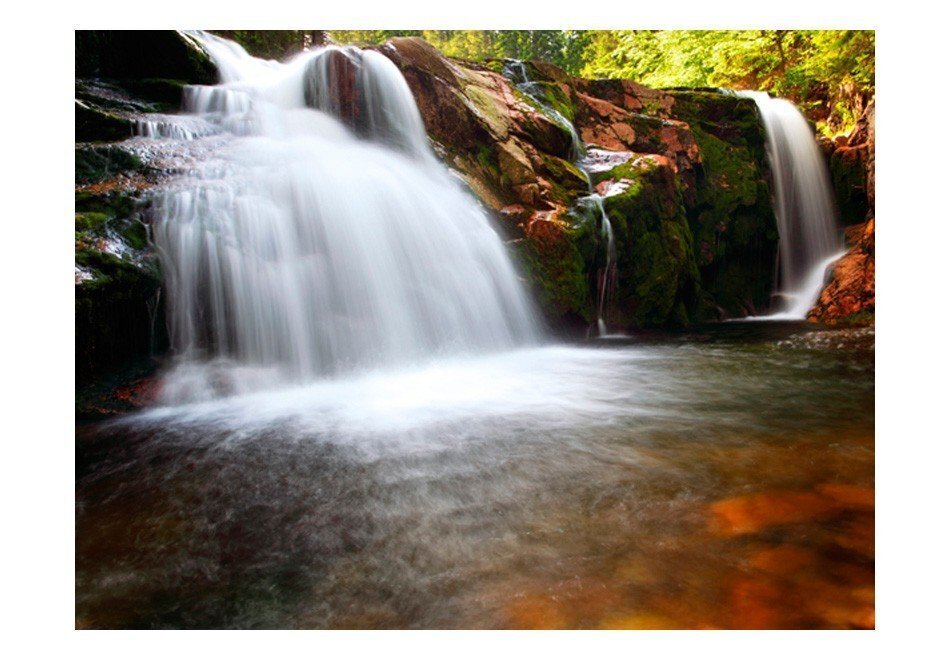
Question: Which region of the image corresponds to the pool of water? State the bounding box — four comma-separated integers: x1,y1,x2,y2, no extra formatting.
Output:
75,322,874,629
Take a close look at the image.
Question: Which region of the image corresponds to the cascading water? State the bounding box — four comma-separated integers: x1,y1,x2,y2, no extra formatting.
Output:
739,91,845,318
504,61,617,336
143,32,539,401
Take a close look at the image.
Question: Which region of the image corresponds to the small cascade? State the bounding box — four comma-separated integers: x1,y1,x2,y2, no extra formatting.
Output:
504,60,616,336
739,91,844,318
144,32,539,402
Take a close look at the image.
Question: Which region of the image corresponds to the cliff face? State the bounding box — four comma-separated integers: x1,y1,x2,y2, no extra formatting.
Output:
378,39,777,329
811,100,875,326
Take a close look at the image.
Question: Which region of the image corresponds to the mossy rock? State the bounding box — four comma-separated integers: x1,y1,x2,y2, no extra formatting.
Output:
535,152,589,205
76,246,163,385
511,221,592,329
600,159,701,328
75,100,132,143
830,146,870,226
75,145,143,185
75,187,161,384
666,89,778,318
75,30,216,85
75,189,150,252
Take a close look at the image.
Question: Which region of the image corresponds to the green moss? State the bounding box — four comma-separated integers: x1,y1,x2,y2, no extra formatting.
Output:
626,114,666,152
664,89,779,318
528,80,575,123
75,212,110,233
536,153,589,205
75,145,143,185
512,226,591,325
75,101,131,143
599,160,701,328
463,84,510,138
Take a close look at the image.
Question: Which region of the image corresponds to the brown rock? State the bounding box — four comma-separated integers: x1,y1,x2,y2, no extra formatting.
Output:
809,218,875,325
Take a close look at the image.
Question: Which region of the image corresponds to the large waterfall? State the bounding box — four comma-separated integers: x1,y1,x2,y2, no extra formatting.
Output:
147,32,539,401
740,91,844,318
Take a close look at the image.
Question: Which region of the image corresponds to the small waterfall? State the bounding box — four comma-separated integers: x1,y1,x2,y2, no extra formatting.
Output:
504,61,616,336
144,32,539,401
739,91,844,318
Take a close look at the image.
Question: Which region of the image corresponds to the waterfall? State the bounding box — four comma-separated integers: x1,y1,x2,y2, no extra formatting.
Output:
504,61,616,337
144,32,539,401
739,91,844,318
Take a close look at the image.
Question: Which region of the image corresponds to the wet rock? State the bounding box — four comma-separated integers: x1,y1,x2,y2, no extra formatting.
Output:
809,218,875,326
75,99,132,142
75,145,143,185
75,31,216,87
596,156,701,328
75,189,164,385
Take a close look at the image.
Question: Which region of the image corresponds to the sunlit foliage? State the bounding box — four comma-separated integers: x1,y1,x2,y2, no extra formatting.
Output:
223,30,873,135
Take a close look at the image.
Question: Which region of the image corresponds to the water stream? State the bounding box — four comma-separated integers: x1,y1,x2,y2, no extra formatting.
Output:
504,60,617,337
739,91,844,318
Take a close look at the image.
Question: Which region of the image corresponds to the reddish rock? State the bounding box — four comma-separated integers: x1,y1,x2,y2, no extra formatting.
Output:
809,218,875,325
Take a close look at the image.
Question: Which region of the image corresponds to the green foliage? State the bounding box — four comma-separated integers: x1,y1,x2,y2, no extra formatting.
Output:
210,31,314,59
579,30,874,134
330,30,592,73
328,30,873,135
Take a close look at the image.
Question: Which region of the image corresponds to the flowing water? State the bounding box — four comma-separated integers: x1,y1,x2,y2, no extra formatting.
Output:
76,323,874,629
739,91,844,318
76,37,873,629
150,33,538,401
503,60,617,337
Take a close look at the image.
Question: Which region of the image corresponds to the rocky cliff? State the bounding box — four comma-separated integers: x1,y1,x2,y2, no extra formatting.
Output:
376,39,777,329
811,100,875,326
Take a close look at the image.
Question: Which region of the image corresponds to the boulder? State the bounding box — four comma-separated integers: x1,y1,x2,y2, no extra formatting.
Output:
808,218,875,326
75,31,216,86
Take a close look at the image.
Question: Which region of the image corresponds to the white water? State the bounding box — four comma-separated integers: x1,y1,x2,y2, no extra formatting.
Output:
504,61,617,336
143,32,539,402
739,91,843,318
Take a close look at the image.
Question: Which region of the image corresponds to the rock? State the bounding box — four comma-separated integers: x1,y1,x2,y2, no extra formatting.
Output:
665,91,777,318
75,31,216,87
75,99,132,142
809,218,875,326
376,39,777,332
75,182,164,385
830,144,871,225
75,145,143,184
595,155,701,328
513,210,591,330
